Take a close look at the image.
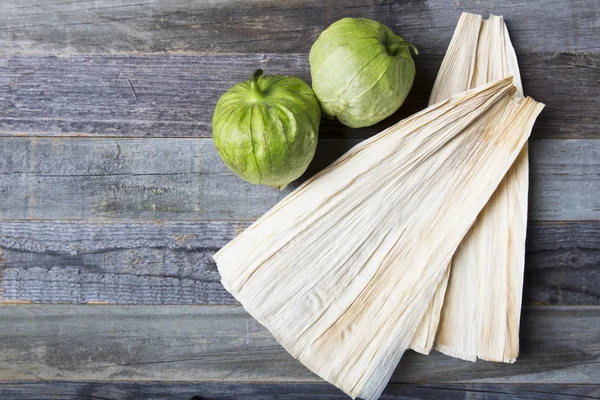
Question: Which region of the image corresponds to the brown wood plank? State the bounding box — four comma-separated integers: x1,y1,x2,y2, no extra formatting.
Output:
0,53,597,139
0,381,598,400
1,0,597,55
0,305,598,384
0,220,597,305
0,138,597,221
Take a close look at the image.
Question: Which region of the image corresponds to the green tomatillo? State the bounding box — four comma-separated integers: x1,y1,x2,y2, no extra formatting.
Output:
212,69,321,190
309,18,418,128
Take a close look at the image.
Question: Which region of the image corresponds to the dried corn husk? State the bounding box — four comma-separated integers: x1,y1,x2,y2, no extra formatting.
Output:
409,13,529,363
214,77,543,399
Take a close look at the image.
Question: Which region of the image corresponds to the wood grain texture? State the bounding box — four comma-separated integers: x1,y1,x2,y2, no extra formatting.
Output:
0,381,598,400
528,140,600,221
0,53,597,139
1,0,598,55
525,222,600,305
0,0,596,395
0,138,597,221
0,305,598,384
0,220,243,305
0,221,597,305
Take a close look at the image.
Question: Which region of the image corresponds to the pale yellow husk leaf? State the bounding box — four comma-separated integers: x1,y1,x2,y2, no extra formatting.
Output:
409,12,529,364
214,76,543,399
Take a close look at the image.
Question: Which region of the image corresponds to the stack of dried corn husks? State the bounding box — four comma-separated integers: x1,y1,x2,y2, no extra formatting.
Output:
410,12,528,363
214,13,544,400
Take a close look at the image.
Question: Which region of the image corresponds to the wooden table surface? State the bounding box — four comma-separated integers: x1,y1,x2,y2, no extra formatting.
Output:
0,0,598,399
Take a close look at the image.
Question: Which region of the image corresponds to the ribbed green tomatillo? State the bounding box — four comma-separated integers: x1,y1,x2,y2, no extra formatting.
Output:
212,69,321,190
310,18,417,128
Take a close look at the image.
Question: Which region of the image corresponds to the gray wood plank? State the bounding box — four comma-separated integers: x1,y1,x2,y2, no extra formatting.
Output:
528,140,600,221
0,220,242,305
0,53,597,139
0,0,597,55
0,221,597,305
525,222,600,305
0,305,598,384
0,381,598,400
0,137,597,221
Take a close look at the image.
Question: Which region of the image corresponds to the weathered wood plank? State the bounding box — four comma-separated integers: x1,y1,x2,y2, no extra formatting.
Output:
528,140,600,221
0,138,597,221
525,222,600,305
0,305,598,384
0,221,597,305
0,220,242,305
1,0,597,55
0,53,597,139
0,381,598,400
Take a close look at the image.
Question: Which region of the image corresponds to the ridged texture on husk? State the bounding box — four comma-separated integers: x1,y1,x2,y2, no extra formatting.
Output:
408,13,529,364
214,76,543,399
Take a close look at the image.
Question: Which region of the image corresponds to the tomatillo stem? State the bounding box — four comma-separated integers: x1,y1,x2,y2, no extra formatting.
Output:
249,69,265,100
388,41,419,56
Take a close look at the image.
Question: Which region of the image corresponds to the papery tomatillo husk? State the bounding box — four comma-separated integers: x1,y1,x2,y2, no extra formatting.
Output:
310,18,417,128
212,69,320,190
